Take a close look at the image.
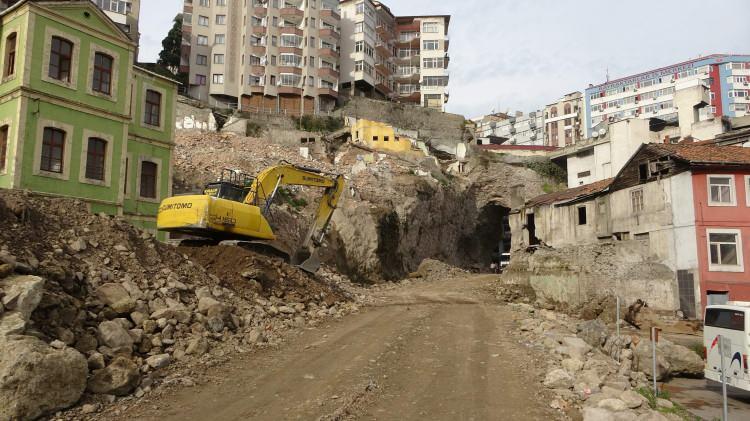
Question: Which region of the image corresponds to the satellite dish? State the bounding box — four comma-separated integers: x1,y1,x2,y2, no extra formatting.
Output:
599,128,607,136
592,132,600,138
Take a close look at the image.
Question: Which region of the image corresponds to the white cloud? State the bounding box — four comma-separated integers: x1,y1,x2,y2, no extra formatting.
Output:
138,0,750,117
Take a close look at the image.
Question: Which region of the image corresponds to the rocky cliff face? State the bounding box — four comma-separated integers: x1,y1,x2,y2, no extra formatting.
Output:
324,158,549,283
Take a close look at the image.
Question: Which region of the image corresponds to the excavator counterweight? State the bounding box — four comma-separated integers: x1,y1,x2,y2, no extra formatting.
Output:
157,164,345,272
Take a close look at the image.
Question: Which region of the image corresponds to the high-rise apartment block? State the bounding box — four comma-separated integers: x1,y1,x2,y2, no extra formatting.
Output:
179,0,450,114
90,0,140,45
181,0,341,115
338,0,450,111
544,92,583,147
583,54,750,138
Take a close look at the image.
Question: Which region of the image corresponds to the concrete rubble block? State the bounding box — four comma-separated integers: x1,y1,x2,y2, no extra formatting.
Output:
597,398,628,412
87,357,140,396
619,390,646,409
95,283,136,314
145,354,171,370
0,335,88,420
97,320,134,350
197,296,222,314
0,275,45,320
561,336,592,360
543,368,574,389
582,407,615,421
185,337,210,357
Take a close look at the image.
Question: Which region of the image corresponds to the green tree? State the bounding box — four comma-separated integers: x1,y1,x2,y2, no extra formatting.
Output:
157,14,183,74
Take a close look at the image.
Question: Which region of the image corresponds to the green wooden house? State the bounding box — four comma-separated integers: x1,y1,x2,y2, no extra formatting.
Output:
0,0,177,235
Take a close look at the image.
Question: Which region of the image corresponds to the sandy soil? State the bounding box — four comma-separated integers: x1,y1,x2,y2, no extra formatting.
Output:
116,275,560,421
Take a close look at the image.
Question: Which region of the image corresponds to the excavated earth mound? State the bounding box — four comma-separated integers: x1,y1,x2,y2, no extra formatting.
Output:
0,189,359,419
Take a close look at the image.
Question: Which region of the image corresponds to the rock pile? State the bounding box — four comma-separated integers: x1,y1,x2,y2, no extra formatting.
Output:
509,302,703,420
0,190,362,419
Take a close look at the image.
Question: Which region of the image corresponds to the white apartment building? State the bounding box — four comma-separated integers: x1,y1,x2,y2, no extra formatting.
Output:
584,54,750,139
474,111,545,146
338,0,450,111
181,0,340,115
91,0,139,44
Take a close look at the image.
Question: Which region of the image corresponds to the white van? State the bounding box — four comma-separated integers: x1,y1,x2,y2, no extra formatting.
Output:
704,303,750,391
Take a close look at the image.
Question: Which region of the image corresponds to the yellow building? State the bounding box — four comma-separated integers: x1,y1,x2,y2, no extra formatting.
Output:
351,119,416,153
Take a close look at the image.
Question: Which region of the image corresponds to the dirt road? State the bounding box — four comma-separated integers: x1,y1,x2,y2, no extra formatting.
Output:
121,275,559,420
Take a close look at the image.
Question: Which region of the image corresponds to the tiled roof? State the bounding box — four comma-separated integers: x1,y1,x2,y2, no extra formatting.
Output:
526,178,613,208
652,144,750,165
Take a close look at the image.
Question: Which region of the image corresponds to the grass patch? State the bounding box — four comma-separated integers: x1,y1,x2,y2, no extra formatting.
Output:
524,160,567,184
276,188,308,211
636,387,699,420
298,115,344,133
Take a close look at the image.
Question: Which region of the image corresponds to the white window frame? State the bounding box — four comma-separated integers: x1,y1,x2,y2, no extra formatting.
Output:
706,228,744,273
746,175,750,207
707,174,737,207
631,188,644,213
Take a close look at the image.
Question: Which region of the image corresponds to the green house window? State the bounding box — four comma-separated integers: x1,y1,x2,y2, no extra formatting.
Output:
144,90,161,126
0,125,8,173
85,137,107,181
140,161,157,198
92,52,113,95
4,33,16,78
41,127,65,173
49,36,73,82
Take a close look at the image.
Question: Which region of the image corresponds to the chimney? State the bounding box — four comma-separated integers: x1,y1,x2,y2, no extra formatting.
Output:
663,135,670,144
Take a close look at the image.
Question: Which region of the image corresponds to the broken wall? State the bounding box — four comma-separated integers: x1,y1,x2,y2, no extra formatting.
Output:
504,242,679,311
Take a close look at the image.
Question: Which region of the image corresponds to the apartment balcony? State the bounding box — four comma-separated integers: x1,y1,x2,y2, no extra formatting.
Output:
253,6,267,15
319,28,340,42
278,66,302,75
278,86,303,95
376,25,393,40
249,84,265,94
279,46,303,55
398,91,421,103
320,9,340,25
318,87,338,98
319,48,339,60
375,61,392,75
396,33,420,47
251,25,267,35
375,82,392,95
394,71,420,82
280,26,303,36
394,53,420,63
250,45,266,55
280,7,304,23
375,41,390,56
250,65,266,75
318,67,339,80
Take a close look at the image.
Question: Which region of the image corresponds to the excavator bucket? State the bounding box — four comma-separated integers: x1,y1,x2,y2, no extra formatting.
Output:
297,250,321,274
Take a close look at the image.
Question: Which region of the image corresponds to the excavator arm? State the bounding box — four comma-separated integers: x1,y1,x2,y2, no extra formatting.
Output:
245,164,345,250
157,163,345,272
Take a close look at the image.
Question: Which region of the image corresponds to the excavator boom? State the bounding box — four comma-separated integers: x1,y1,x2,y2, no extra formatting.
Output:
157,164,345,272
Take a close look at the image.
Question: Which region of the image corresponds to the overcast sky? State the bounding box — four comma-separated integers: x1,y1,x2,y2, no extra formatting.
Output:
140,0,750,118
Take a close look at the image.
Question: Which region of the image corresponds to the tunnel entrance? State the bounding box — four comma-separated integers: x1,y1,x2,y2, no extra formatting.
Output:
476,203,511,272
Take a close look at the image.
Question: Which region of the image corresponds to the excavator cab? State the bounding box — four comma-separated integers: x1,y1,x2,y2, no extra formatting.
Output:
203,169,254,203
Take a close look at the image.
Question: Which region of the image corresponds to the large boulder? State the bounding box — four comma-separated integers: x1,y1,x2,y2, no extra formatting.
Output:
561,336,592,360
577,319,610,348
0,336,88,420
95,283,135,314
633,338,703,379
0,275,44,319
87,357,140,396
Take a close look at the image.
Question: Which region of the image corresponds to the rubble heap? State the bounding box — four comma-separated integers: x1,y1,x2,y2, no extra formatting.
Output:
0,190,361,420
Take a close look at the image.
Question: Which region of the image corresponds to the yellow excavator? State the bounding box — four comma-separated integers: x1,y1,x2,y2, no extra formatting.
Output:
157,163,345,272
